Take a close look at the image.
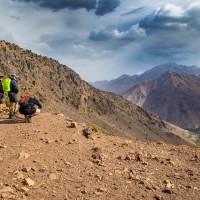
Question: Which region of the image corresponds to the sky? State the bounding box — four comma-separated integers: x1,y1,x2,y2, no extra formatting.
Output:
0,0,200,82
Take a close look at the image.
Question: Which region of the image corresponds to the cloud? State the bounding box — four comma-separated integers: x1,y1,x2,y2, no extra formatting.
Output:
13,0,96,11
87,2,200,79
139,4,188,33
89,3,200,58
2,0,200,81
89,24,146,42
135,4,200,65
13,0,121,15
187,3,200,30
95,0,120,16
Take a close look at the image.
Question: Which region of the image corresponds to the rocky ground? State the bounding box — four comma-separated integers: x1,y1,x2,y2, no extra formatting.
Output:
0,113,199,200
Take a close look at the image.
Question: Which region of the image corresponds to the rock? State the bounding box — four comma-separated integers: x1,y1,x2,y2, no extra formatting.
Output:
70,122,77,128
126,181,132,184
64,194,69,200
81,189,87,194
18,152,30,159
21,167,32,172
117,156,122,160
162,188,173,194
146,185,152,190
124,155,131,161
135,153,143,162
168,161,176,166
142,161,148,165
95,191,102,196
166,183,174,188
39,166,48,172
0,187,14,194
0,144,7,149
64,161,72,166
174,173,181,179
128,173,135,180
56,113,65,117
163,179,171,184
49,173,57,180
92,147,103,161
123,167,129,172
24,178,35,186
96,188,107,192
154,195,163,200
95,174,102,180
82,128,92,138
21,187,30,193
125,140,132,144
13,171,25,180
1,193,15,199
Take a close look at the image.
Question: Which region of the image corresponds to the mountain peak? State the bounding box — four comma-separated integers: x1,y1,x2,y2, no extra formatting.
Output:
157,70,185,88
160,70,183,79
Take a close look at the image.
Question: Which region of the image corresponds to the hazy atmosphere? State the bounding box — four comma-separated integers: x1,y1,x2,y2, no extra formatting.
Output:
0,0,200,81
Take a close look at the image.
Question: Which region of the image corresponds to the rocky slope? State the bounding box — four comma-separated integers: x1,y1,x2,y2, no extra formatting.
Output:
0,40,195,145
123,71,200,129
91,63,200,94
0,113,199,200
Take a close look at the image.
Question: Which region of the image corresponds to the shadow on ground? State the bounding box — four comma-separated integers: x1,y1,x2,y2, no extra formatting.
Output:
0,115,25,124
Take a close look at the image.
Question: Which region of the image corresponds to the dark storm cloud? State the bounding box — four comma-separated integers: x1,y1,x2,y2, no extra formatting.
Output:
89,4,200,47
15,0,95,11
136,5,200,62
139,5,200,33
139,12,188,33
187,6,200,31
13,0,120,15
88,3,200,73
95,0,120,16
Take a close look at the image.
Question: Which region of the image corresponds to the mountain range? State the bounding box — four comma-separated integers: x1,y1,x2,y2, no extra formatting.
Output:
91,63,200,95
0,40,195,145
91,63,200,130
123,71,200,129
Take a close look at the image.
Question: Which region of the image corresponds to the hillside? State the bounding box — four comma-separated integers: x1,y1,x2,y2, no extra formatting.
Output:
0,40,195,145
91,63,200,94
0,113,199,200
123,71,200,129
